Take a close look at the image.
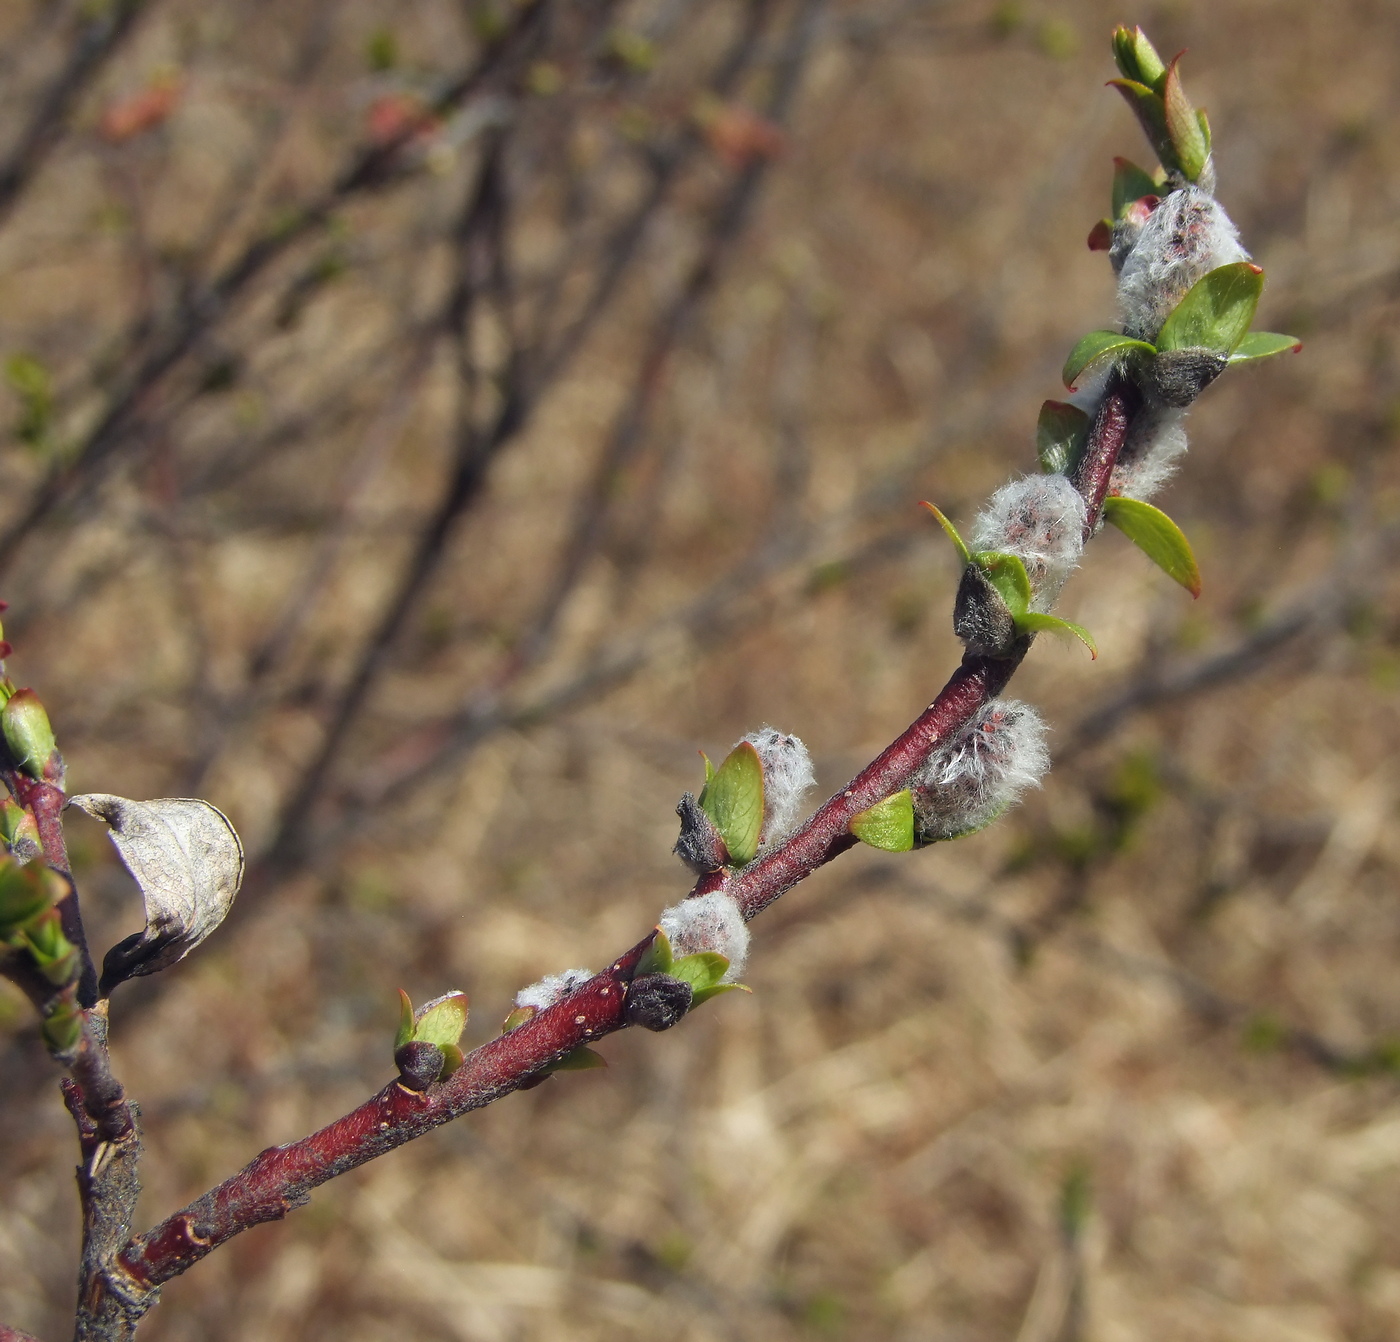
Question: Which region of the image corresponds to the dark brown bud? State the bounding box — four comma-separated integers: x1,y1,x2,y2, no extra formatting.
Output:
673,792,729,873
1139,347,1228,407
394,1039,445,1091
624,973,693,1032
953,564,1018,658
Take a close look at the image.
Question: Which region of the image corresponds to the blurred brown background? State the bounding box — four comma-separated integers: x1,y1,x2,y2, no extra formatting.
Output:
2,0,1399,1338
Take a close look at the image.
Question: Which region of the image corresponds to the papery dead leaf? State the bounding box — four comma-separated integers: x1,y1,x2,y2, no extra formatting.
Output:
67,795,244,996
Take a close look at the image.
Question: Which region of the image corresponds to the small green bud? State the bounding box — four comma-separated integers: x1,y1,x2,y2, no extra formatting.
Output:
1111,26,1167,91
0,799,41,862
2,689,57,780
41,994,82,1055
0,857,62,931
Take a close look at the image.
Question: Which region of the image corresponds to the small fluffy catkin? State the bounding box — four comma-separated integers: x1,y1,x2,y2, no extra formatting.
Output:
970,474,1087,611
1117,186,1248,342
912,699,1050,842
742,726,816,848
1109,406,1188,502
658,890,749,981
514,968,593,1012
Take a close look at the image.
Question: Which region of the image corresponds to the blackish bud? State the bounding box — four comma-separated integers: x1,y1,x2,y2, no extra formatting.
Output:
394,1039,445,1091
673,792,729,873
953,564,1018,658
624,973,693,1031
1139,347,1228,407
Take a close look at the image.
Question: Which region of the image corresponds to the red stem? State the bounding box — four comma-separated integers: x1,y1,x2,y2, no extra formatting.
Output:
117,347,1139,1301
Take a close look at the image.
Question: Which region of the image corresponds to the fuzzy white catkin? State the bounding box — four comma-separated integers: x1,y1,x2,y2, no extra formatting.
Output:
658,890,749,981
1111,405,1189,502
970,474,1087,611
912,699,1050,842
514,968,593,1012
742,726,816,848
1117,186,1249,343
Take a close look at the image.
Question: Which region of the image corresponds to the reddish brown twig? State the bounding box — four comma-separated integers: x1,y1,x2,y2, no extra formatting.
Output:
111,390,1134,1321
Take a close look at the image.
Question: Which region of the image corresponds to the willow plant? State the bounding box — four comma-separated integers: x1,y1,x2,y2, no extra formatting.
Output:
0,27,1297,1342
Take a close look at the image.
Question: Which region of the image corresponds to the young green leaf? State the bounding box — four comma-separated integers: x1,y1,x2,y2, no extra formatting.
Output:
548,1045,606,1072
698,741,764,866
412,990,469,1050
1112,26,1167,91
1101,495,1202,597
1229,331,1302,363
1108,79,1173,173
1015,612,1097,658
635,927,675,977
395,988,415,1049
1162,57,1208,182
920,501,971,565
668,950,731,995
1036,400,1091,475
973,551,1032,618
691,981,749,1008
1111,157,1162,219
1062,330,1156,389
848,790,915,852
0,859,63,932
1155,262,1264,355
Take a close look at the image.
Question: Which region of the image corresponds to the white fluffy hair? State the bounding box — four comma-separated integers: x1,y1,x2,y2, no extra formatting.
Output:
913,699,1050,842
1117,186,1248,342
970,474,1087,611
658,890,749,981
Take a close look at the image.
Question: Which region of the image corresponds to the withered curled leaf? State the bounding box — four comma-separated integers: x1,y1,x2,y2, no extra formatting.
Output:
67,795,245,996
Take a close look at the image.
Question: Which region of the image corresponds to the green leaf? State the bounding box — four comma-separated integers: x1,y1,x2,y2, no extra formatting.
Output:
849,790,915,852
691,981,749,1007
1197,106,1212,154
0,859,62,931
1062,330,1156,389
395,988,415,1049
1101,496,1202,597
1229,331,1302,363
1162,57,1208,182
973,551,1032,618
1015,612,1097,659
1112,26,1167,91
549,1045,606,1072
1108,79,1173,173
412,990,469,1050
501,1006,534,1033
920,502,971,565
669,951,731,994
1155,262,1264,355
636,927,675,976
1036,400,1090,475
698,741,764,866
438,1043,464,1078
1111,157,1161,219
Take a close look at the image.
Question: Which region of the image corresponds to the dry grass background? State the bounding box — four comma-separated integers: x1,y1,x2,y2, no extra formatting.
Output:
2,0,1400,1338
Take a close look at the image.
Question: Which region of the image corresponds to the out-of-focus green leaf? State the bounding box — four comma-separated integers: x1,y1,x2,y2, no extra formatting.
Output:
1111,157,1161,218
1036,400,1091,475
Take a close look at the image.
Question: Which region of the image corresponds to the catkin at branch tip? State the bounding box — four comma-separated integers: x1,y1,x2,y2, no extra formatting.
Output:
912,699,1049,843
1117,185,1248,343
970,475,1087,611
658,889,749,981
742,725,816,848
514,968,593,1012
